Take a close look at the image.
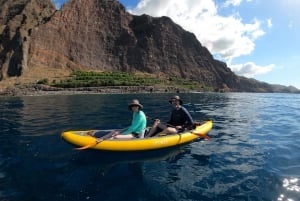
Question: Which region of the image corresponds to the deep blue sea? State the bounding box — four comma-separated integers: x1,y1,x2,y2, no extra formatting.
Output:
0,93,300,201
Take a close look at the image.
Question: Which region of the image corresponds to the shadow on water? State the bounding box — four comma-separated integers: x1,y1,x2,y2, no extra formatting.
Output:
60,145,210,201
70,144,210,171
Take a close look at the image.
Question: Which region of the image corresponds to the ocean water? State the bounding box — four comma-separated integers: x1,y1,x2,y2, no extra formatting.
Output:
0,93,299,201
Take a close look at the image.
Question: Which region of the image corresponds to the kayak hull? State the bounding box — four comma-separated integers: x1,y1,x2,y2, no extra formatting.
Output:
61,120,213,152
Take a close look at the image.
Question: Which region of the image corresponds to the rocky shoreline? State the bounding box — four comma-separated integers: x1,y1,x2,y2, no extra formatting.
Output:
0,84,188,97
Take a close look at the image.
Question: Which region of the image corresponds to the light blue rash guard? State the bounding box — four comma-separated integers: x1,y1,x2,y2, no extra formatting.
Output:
121,110,147,135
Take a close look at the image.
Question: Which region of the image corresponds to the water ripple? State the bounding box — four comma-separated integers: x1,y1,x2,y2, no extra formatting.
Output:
1,93,300,201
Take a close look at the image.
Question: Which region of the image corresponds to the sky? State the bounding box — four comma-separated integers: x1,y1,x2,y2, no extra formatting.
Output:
52,0,300,89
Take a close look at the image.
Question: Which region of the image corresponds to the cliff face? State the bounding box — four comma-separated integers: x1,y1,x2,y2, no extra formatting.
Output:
28,0,134,71
0,0,298,92
0,0,55,79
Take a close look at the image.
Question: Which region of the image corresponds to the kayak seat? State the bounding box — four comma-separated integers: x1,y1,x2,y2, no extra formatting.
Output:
93,130,112,138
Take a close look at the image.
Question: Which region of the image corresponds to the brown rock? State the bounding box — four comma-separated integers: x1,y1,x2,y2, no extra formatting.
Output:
0,0,299,93
0,0,56,79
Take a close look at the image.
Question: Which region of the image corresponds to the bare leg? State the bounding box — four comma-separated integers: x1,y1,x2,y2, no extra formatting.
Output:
161,127,178,134
147,127,157,137
87,130,95,136
147,119,160,137
147,121,167,137
114,134,135,139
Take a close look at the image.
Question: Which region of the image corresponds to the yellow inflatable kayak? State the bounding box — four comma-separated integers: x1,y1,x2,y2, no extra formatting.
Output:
61,120,213,152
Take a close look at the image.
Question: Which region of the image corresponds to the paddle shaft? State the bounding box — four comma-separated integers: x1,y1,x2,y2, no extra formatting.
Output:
74,131,115,150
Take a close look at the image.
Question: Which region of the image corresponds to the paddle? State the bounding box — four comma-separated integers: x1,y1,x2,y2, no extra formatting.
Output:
74,132,113,150
192,131,211,140
74,140,100,150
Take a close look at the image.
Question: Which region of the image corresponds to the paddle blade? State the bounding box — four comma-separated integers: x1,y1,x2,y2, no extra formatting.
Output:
74,141,98,150
192,132,211,140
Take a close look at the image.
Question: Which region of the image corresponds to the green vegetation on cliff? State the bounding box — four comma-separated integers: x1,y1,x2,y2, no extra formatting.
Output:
50,71,212,91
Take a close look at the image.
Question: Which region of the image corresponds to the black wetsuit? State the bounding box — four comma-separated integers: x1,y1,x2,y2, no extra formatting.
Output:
167,106,194,131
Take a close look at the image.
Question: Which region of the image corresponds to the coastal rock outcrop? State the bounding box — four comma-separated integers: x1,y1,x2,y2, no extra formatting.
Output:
0,0,298,93
0,0,56,79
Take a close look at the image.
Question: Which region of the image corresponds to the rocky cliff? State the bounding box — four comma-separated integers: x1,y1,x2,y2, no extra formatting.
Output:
0,0,55,78
0,0,298,93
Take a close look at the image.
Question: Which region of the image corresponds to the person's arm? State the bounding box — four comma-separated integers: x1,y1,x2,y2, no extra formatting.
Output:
182,107,194,129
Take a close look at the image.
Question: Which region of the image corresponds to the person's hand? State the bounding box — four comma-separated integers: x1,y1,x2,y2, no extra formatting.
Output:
175,126,182,130
111,130,120,137
154,119,160,127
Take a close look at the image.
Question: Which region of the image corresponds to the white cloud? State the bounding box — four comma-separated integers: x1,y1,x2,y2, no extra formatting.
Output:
267,18,273,28
230,62,274,77
223,0,242,7
224,0,254,7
